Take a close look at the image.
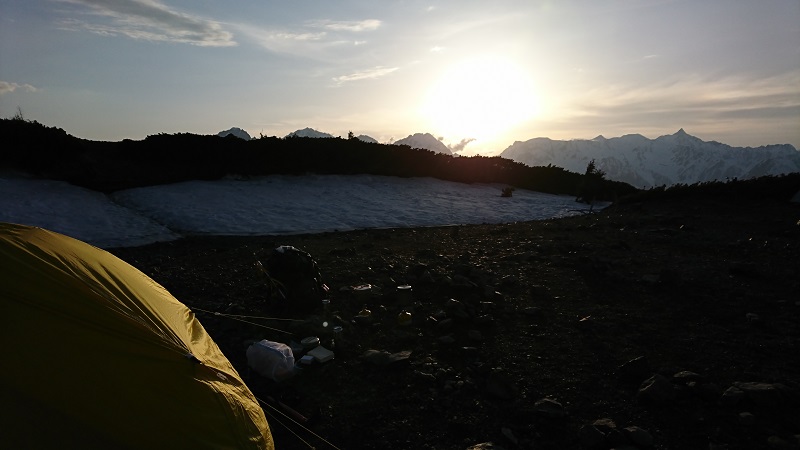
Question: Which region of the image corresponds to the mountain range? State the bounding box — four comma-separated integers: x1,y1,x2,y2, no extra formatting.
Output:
232,126,799,188
217,127,252,140
393,133,452,155
500,129,800,188
280,128,452,154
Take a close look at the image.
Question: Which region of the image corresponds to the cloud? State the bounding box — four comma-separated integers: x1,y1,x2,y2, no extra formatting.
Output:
56,0,235,47
0,81,37,95
333,66,398,85
309,19,381,32
448,138,476,153
270,31,326,42
542,71,800,146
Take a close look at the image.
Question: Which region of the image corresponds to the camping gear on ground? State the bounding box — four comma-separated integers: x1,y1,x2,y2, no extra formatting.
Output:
262,245,328,313
352,283,373,302
306,345,335,363
300,336,321,350
246,340,296,382
0,222,273,450
396,285,413,304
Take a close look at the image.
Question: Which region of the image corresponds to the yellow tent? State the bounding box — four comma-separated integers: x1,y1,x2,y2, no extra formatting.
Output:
0,222,274,449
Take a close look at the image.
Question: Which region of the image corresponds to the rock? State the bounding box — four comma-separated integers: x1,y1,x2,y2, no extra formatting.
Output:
438,335,457,345
618,356,650,384
624,426,654,447
485,370,520,400
592,418,617,434
465,443,506,450
720,385,746,407
766,435,796,450
734,382,783,407
578,424,606,449
460,346,479,358
468,330,483,342
473,314,494,325
446,298,470,319
638,374,676,405
436,318,455,331
523,306,541,316
360,349,411,366
745,312,762,326
696,382,724,402
673,370,704,384
533,398,566,418
738,411,756,426
500,427,518,445
606,428,629,447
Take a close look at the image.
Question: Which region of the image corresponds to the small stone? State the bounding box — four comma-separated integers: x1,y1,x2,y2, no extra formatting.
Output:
460,347,479,358
533,398,566,418
360,349,411,366
624,426,654,447
523,306,541,316
436,318,455,331
673,371,704,384
500,427,518,445
638,374,676,405
438,335,457,344
468,330,483,341
734,382,783,407
606,429,628,447
473,314,494,325
745,312,761,325
738,411,756,426
618,356,650,385
465,443,506,450
767,435,794,450
592,418,618,434
578,425,606,449
697,382,723,402
720,385,745,406
485,370,520,401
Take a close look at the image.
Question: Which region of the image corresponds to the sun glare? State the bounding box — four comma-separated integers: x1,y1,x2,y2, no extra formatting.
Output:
421,57,541,145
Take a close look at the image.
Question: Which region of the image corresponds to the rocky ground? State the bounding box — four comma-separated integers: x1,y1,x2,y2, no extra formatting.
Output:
109,194,800,450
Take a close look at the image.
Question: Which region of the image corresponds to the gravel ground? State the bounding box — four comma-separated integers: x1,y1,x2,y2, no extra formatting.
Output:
110,195,800,450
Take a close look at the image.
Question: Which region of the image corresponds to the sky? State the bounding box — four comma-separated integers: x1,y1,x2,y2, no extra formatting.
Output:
0,172,597,248
1,0,799,155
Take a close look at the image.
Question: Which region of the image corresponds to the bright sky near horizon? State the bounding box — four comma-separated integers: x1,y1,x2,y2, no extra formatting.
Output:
1,1,799,155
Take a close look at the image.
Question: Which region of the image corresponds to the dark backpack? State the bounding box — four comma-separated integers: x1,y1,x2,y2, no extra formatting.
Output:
261,245,327,314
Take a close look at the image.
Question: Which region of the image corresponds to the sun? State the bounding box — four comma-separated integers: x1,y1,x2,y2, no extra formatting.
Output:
421,56,541,145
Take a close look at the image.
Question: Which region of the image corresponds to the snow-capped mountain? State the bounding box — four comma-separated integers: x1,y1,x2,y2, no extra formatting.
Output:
500,129,800,188
217,127,251,140
286,127,334,139
356,134,378,143
394,133,452,154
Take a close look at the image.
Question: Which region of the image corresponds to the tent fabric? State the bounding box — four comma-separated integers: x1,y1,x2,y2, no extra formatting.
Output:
0,222,274,449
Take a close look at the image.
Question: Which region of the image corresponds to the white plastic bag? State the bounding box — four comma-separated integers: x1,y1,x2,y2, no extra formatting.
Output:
246,340,295,382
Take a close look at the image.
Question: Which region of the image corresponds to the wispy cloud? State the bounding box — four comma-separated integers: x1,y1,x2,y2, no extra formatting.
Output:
546,71,800,143
270,31,326,42
448,138,476,153
237,17,380,55
0,81,37,95
56,0,235,47
333,66,398,85
309,19,381,32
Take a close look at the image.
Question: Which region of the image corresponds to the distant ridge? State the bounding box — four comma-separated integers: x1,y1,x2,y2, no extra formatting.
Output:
356,134,378,143
394,133,452,155
286,127,334,139
500,129,800,188
217,127,252,140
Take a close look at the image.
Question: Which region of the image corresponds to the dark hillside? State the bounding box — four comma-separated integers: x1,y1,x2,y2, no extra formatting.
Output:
0,118,635,199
